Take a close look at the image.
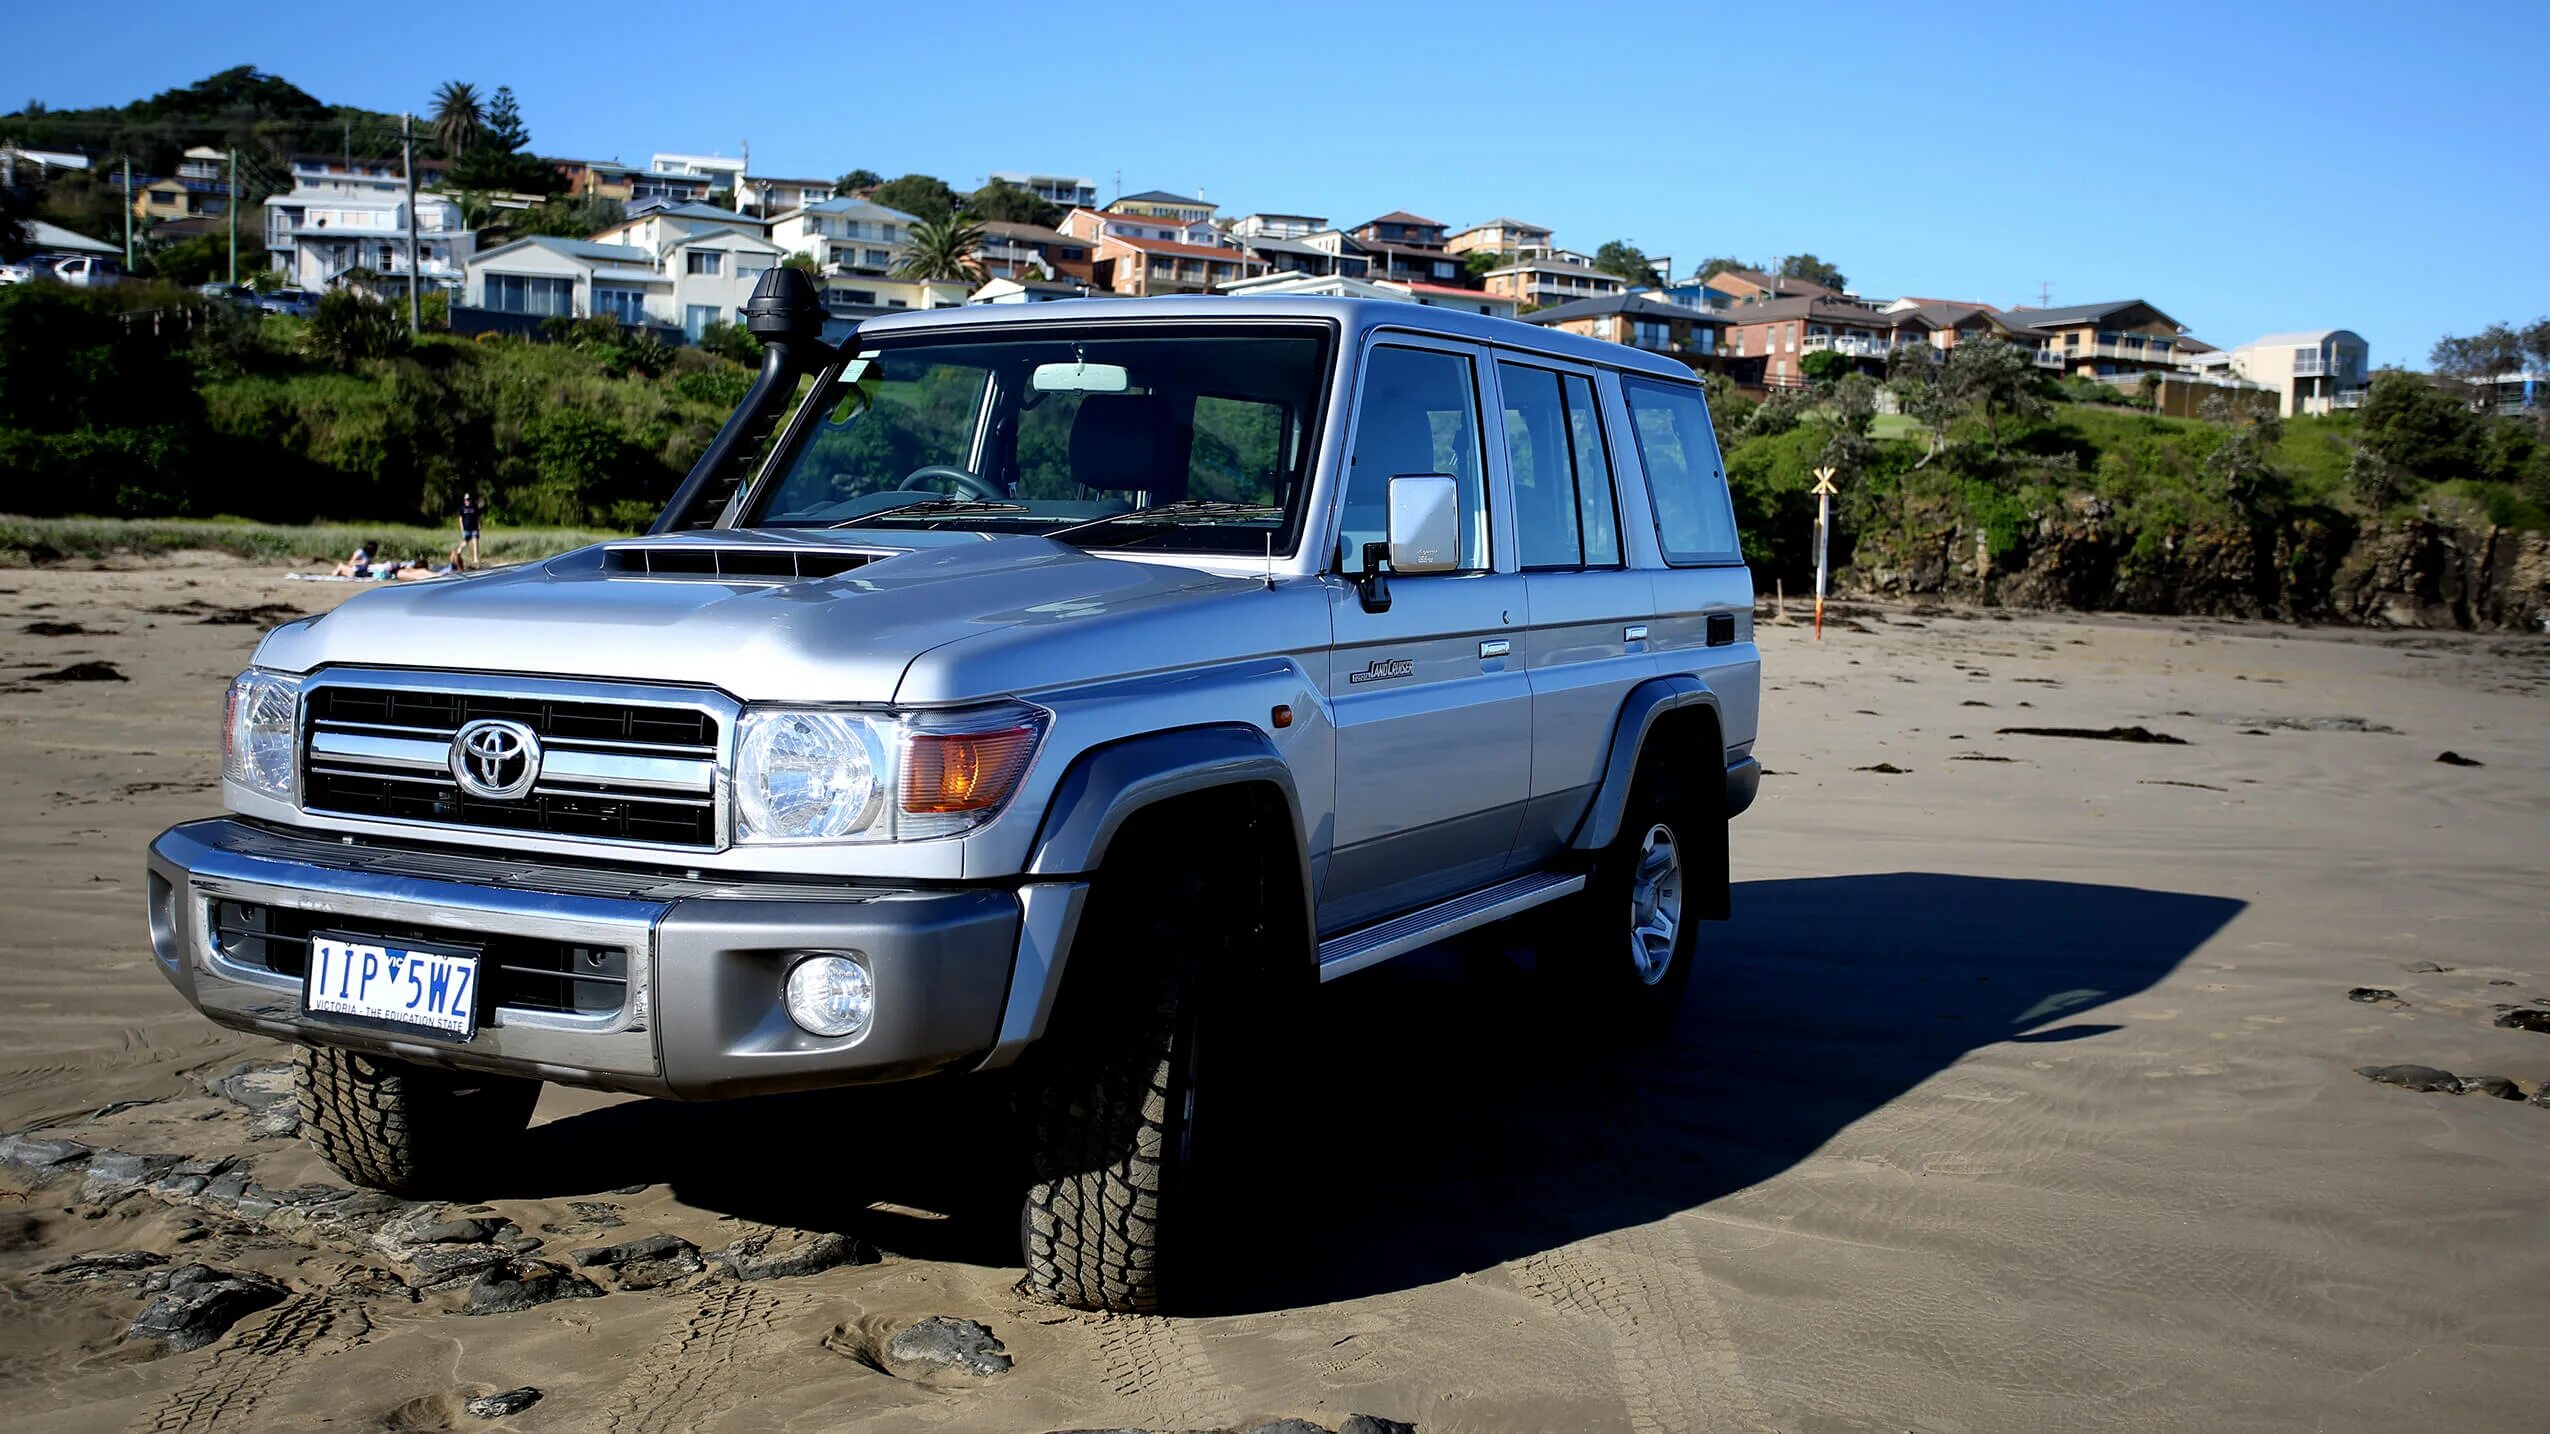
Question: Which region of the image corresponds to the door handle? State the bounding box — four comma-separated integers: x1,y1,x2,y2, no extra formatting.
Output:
1479,639,1511,659
1625,625,1649,643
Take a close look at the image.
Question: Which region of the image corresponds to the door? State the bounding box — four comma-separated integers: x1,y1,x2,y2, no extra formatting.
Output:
1493,359,1655,864
1322,339,1531,934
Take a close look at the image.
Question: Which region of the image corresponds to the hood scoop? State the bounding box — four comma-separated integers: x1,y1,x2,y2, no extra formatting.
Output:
601,542,890,583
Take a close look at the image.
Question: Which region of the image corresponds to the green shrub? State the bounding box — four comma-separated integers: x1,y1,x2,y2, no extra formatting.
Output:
307,290,409,364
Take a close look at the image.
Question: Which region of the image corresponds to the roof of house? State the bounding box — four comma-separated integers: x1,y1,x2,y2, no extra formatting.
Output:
1359,238,1463,263
1998,299,2180,332
977,220,1078,245
667,225,784,252
1895,301,2009,330
1238,211,1325,222
775,196,921,224
1231,233,1329,258
1359,210,1446,230
1721,295,1907,326
26,219,117,255
626,201,764,224
1453,217,1551,236
743,175,831,188
1111,189,1212,208
1102,234,1254,261
484,235,656,266
1487,257,1623,279
1525,292,1730,326
1708,268,1838,300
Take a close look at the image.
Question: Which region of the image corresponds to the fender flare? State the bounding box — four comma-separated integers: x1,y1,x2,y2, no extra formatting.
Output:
1025,723,1312,887
1569,675,1732,852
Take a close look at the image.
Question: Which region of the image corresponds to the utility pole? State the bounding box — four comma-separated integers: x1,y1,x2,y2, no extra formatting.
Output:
121,157,133,268
226,148,239,285
400,114,422,336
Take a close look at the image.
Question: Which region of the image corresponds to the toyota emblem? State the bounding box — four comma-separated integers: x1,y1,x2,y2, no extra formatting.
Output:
449,718,542,801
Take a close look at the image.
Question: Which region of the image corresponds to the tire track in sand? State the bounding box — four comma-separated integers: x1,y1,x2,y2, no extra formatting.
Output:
142,1290,371,1434
1093,1312,1225,1427
1511,1218,1771,1434
597,1283,794,1434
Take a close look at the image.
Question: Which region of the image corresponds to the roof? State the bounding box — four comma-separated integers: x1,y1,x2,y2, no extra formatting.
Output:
1525,293,1729,326
1103,234,1254,261
977,220,1077,245
777,196,920,223
626,201,764,224
1896,301,2008,329
855,295,1700,384
668,225,784,252
1359,211,1446,230
1722,295,1906,326
1452,217,1551,237
26,219,117,255
743,175,831,188
2241,330,2360,348
1998,299,2181,332
1359,238,1461,263
1231,233,1329,257
477,235,657,266
1707,268,1837,300
1237,211,1324,222
1111,189,1212,208
1486,257,1621,279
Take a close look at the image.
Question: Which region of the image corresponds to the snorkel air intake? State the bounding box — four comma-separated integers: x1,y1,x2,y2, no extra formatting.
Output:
650,265,840,533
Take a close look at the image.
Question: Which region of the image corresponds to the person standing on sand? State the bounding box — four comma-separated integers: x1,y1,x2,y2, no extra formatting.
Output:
458,490,484,567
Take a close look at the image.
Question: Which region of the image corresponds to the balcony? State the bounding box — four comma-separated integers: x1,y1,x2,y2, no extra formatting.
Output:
2033,348,2066,368
1802,333,1897,360
2332,387,2368,409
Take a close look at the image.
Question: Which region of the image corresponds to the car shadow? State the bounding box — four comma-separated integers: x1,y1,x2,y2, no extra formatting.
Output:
482,871,2242,1307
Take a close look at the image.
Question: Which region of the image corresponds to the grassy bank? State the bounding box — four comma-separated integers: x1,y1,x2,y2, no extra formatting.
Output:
0,516,622,567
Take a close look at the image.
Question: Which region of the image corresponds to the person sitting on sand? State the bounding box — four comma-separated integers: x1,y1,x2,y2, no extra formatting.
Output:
330,541,380,578
392,546,470,582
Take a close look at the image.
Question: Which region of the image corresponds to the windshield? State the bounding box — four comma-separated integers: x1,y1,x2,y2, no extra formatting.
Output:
741,324,1332,555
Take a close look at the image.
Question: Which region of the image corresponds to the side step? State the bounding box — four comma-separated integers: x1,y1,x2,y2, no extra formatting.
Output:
1316,870,1586,982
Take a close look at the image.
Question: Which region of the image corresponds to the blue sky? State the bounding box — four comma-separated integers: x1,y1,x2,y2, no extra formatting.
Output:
7,1,2544,366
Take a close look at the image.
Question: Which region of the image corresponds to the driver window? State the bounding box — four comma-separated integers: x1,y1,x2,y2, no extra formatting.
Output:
769,356,987,517
1339,345,1487,571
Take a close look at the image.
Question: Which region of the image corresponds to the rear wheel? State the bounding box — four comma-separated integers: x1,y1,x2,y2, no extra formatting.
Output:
1556,758,1715,1030
294,1047,540,1197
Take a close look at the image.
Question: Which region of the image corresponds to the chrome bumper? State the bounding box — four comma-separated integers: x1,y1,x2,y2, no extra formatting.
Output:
146,818,1035,1099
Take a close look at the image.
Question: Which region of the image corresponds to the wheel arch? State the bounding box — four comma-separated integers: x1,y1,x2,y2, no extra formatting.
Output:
1570,676,1733,853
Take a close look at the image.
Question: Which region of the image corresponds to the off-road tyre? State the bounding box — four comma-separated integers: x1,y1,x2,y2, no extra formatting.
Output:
293,1046,540,1197
1555,753,1720,1032
1019,814,1296,1314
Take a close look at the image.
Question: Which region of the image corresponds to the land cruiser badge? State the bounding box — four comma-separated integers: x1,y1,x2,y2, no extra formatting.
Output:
1349,658,1415,684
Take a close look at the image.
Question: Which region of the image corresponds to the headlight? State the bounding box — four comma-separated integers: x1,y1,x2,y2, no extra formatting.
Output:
222,668,302,802
734,711,883,841
732,703,1043,845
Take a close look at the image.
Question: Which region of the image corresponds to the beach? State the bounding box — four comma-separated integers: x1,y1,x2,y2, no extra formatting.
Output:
1,555,2544,1433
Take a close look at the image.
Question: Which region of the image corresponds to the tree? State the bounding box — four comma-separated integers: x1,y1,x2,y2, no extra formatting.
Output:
966,179,1062,229
1941,337,2044,457
2357,369,2478,482
0,180,31,260
2429,323,2524,384
428,81,483,158
2199,391,2288,516
833,169,881,196
869,173,959,224
1691,256,1748,282
447,84,550,194
1887,344,1957,466
1813,372,1880,478
897,213,985,283
1779,253,1847,290
1463,249,1506,279
1591,239,1657,286
511,194,628,240
1797,349,1853,386
2346,441,2410,513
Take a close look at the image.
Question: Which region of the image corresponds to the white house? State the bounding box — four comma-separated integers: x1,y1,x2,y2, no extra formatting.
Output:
463,225,788,341
989,171,1098,209
769,197,921,283
264,184,475,293
650,153,747,188
591,202,769,257
739,175,833,216
2226,330,2372,416
819,274,973,315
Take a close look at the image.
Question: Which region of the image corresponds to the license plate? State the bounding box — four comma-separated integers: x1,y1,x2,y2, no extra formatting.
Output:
304,932,480,1040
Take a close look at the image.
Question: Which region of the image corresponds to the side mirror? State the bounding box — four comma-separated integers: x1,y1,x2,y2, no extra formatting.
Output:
1385,473,1460,575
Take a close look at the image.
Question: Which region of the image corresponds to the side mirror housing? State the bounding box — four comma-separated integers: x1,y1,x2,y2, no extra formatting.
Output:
1385,473,1460,575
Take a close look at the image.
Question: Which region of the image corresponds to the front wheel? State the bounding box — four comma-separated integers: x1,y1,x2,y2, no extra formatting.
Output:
294,1047,540,1197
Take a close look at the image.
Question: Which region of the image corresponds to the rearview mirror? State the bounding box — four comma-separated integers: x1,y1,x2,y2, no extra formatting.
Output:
1386,473,1459,574
1031,360,1130,394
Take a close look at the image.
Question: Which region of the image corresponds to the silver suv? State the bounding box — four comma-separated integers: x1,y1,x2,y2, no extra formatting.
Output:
146,283,1761,1312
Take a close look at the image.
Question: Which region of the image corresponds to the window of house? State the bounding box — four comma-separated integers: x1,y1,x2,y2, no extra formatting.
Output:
484,273,573,316
1339,345,1488,571
1624,377,1739,565
594,285,649,324
686,250,722,276
1500,362,1620,569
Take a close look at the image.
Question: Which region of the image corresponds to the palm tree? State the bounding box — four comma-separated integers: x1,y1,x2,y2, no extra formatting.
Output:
429,81,484,157
897,214,987,284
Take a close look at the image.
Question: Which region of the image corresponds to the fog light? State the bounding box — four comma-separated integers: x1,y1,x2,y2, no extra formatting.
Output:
783,953,874,1039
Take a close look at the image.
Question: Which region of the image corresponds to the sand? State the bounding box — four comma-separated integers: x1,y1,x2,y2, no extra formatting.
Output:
1,556,2545,1433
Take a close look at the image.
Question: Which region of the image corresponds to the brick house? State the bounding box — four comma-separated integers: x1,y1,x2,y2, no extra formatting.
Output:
1995,300,2194,379
1345,211,1472,287
1090,232,1265,296
1702,267,1837,306
1480,256,1628,310
1721,296,1928,388
972,220,1094,282
1446,217,1553,259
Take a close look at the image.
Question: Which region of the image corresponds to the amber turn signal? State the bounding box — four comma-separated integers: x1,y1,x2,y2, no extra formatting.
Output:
901,725,1039,814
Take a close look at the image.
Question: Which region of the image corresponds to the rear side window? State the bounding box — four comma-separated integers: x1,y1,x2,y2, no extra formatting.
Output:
1623,377,1740,564
1498,363,1621,569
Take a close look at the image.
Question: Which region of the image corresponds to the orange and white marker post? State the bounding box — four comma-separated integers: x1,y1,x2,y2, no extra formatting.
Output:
1811,465,1837,640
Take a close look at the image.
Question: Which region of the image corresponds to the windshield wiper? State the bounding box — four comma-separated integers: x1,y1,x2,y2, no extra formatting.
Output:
827,497,1028,528
1048,501,1285,543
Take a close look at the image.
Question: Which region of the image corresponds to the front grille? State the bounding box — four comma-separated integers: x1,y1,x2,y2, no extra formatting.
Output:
301,682,722,848
210,900,629,1018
